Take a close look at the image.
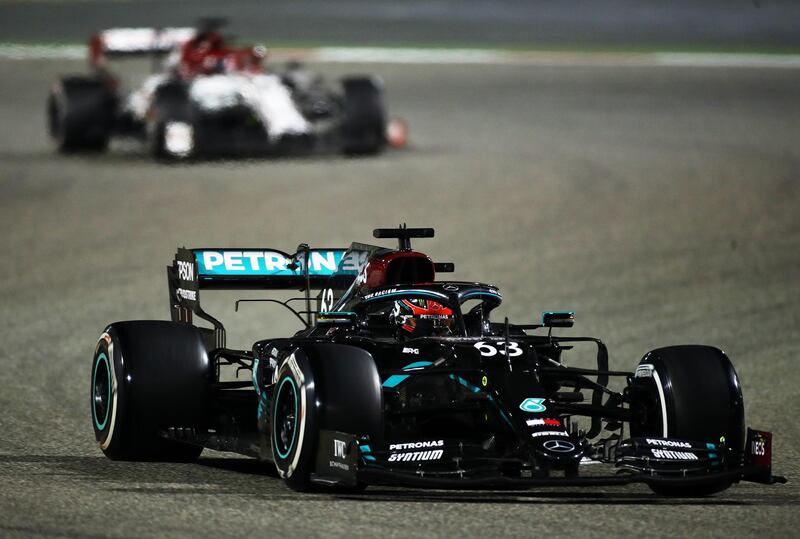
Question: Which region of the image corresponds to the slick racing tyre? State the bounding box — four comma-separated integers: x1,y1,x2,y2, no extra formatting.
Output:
91,321,210,461
269,344,381,491
270,349,319,491
47,76,116,152
340,76,387,155
148,81,193,161
629,345,745,496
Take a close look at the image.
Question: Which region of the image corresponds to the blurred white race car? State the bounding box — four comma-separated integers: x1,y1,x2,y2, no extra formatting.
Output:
47,22,405,160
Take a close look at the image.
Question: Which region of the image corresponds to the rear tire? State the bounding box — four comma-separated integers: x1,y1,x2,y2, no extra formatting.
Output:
91,321,210,461
629,345,745,496
340,76,387,155
48,76,116,152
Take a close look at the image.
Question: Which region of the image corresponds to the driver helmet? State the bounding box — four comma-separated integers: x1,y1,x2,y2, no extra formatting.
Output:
392,298,454,336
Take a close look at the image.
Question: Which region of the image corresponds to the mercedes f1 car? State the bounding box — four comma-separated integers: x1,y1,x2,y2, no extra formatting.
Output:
49,21,403,160
91,227,785,495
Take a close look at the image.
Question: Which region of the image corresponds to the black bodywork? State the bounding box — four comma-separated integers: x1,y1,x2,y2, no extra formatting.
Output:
157,228,783,492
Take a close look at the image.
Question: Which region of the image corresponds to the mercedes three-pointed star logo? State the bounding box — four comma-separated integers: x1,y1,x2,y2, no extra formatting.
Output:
543,439,576,453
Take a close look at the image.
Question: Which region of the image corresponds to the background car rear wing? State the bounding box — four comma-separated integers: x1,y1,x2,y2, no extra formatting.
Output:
89,27,196,67
167,246,350,348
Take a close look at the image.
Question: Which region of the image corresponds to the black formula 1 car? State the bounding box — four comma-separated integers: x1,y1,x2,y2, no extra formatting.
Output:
90,227,785,495
48,21,403,160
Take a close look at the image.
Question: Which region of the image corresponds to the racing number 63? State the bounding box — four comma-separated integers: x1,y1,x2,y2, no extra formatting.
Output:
474,341,523,357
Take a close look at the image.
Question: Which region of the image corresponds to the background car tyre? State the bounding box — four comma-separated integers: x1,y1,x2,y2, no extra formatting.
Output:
47,76,116,152
91,321,210,461
629,345,745,496
148,81,193,161
340,76,387,155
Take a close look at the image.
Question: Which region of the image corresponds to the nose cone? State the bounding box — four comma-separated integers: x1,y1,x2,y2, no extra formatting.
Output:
531,435,584,465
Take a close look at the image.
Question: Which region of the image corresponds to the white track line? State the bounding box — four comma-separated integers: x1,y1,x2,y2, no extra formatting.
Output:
0,44,84,60
1,43,799,69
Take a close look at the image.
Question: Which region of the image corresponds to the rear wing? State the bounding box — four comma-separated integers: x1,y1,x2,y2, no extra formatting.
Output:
167,246,351,348
89,27,196,66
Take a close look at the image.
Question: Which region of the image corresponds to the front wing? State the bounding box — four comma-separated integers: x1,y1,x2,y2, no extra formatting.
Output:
310,429,786,491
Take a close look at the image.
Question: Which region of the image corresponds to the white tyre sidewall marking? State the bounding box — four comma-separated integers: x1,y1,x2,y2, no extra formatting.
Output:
274,352,308,479
97,333,119,451
650,367,669,438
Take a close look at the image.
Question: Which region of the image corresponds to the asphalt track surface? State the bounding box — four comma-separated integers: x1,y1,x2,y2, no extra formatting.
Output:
1,55,800,537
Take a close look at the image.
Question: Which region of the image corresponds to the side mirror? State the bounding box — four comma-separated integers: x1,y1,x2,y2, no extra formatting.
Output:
542,311,574,328
317,311,358,327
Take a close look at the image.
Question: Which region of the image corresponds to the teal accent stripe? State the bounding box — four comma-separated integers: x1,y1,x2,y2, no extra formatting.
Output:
92,353,110,431
447,374,513,427
448,374,481,393
706,442,719,461
382,361,433,388
359,444,377,462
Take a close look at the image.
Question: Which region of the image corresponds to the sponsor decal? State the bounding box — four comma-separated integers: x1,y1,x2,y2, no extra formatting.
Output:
388,450,444,463
481,375,488,387
195,249,346,277
334,439,347,459
443,284,459,291
402,347,419,355
531,430,568,438
328,438,351,471
364,288,448,301
175,288,196,301
635,364,654,378
746,430,772,471
751,438,766,457
363,288,398,300
543,439,576,453
519,397,547,413
526,418,561,427
646,438,692,448
177,260,194,281
389,440,443,450
651,449,699,460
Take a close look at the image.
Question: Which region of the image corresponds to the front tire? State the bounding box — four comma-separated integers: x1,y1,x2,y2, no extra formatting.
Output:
629,345,745,496
148,81,193,161
270,350,318,491
91,321,210,461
